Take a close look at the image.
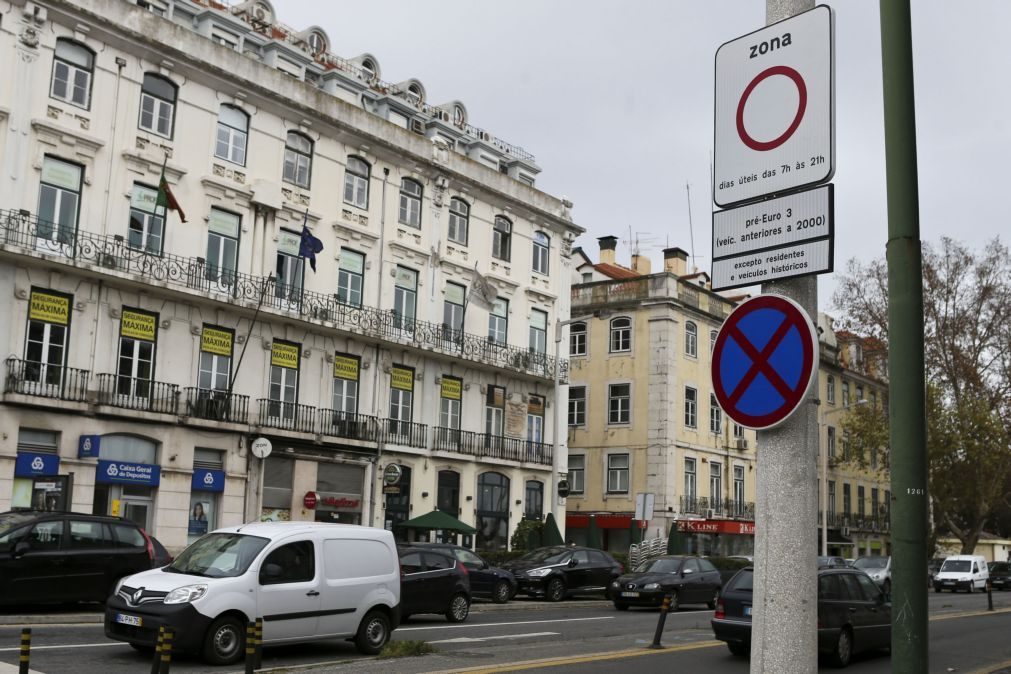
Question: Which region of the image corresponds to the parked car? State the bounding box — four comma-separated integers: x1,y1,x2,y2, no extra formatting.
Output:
105,522,400,664
398,546,471,622
502,546,623,602
988,561,1011,590
712,566,890,667
927,558,945,588
818,556,849,569
609,555,722,611
933,554,989,593
149,536,173,567
412,543,516,603
0,510,156,605
852,556,891,594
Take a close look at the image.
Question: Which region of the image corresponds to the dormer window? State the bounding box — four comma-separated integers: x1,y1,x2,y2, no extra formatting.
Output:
453,104,466,126
360,59,376,80
407,83,423,105
307,31,327,56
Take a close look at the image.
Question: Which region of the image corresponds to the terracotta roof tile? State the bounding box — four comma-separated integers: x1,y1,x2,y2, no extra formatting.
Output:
593,263,640,280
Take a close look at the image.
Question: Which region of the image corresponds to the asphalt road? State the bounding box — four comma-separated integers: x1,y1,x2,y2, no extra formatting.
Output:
0,591,1008,673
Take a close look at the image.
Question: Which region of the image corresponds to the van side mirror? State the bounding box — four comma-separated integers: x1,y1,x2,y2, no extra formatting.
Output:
260,563,283,583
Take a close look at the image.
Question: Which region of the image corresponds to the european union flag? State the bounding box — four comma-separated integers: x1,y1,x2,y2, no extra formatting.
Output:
299,224,324,273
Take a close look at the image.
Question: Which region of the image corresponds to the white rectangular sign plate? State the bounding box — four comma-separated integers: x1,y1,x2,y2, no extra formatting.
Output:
713,184,833,258
712,238,833,291
714,5,834,207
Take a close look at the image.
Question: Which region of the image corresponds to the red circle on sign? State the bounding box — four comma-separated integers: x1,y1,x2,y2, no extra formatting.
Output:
303,491,318,510
736,65,807,152
711,294,817,429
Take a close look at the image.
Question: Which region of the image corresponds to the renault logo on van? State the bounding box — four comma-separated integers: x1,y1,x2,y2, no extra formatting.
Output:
132,588,144,605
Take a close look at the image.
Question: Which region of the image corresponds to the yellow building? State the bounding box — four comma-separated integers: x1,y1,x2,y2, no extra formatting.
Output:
564,238,757,555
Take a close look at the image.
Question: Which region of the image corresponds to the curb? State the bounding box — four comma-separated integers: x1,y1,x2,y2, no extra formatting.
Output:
0,613,103,626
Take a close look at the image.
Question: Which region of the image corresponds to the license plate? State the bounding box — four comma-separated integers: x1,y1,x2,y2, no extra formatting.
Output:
943,581,955,585
621,591,639,598
115,614,143,627
744,606,752,616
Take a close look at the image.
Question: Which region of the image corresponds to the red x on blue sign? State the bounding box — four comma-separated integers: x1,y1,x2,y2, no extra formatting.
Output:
711,294,818,429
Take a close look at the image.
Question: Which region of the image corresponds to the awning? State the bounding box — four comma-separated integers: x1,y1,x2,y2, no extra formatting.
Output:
395,509,477,534
566,514,634,529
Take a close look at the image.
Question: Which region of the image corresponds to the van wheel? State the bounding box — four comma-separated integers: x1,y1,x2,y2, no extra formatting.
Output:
492,581,512,604
202,615,245,666
969,581,975,593
446,594,470,623
355,610,391,655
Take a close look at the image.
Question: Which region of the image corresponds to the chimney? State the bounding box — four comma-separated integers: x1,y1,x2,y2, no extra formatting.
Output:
598,236,618,265
631,254,651,275
663,247,689,276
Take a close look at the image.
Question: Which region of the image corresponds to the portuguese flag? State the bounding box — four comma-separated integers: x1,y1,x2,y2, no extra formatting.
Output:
156,156,186,223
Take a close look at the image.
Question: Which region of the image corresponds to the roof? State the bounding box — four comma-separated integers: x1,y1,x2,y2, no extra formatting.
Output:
593,263,640,280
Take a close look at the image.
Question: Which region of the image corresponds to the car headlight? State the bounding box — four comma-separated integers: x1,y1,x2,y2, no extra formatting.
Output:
527,568,552,578
164,584,208,604
643,583,661,591
961,577,971,582
611,580,620,588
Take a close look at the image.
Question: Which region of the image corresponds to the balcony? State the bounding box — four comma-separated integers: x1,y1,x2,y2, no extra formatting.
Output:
380,418,428,449
318,410,381,443
184,387,249,424
4,357,90,402
679,496,755,521
571,274,733,317
257,399,317,434
0,209,567,382
96,374,179,415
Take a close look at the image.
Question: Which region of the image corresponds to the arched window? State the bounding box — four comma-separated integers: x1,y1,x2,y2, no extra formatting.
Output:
610,317,631,353
399,178,423,228
215,105,248,165
493,216,512,261
448,198,469,245
384,464,412,542
532,232,550,275
283,132,313,188
138,73,177,138
524,481,544,521
51,39,94,109
343,156,370,209
436,469,461,544
569,321,587,357
477,472,510,550
710,329,718,353
685,321,698,357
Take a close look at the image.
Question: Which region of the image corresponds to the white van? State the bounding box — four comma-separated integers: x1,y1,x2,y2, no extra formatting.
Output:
933,554,989,593
104,522,400,665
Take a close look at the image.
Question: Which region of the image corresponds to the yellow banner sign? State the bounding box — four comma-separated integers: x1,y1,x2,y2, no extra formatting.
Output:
120,310,157,341
441,377,462,401
201,327,233,357
334,355,359,381
271,341,300,369
29,291,70,325
391,367,414,391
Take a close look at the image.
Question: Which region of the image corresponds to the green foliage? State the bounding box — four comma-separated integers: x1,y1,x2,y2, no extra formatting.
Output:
378,640,436,659
509,519,544,552
838,401,891,473
706,556,753,572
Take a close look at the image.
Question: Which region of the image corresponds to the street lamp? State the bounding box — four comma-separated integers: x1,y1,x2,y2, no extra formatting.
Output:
820,398,868,556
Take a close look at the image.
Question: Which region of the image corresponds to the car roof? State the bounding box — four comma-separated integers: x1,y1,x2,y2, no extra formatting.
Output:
0,510,139,525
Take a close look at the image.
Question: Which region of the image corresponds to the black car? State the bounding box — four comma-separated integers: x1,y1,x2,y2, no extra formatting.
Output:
712,566,890,667
818,556,849,569
502,546,623,602
609,555,722,611
989,561,1011,590
398,546,471,622
413,543,517,603
0,510,156,605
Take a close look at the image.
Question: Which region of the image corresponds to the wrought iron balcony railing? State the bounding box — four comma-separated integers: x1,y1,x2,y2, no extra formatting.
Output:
257,399,317,434
4,357,91,402
381,418,428,449
0,209,567,382
184,387,249,424
96,374,179,415
319,410,381,443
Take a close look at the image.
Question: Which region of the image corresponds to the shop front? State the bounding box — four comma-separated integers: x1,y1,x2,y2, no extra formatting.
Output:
564,513,639,553
314,461,365,525
678,518,756,557
89,435,162,532
189,465,225,543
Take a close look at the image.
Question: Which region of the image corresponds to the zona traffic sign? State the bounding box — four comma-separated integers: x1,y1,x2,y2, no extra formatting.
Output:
711,294,817,429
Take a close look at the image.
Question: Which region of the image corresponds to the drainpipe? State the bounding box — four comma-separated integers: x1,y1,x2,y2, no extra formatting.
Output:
100,58,127,237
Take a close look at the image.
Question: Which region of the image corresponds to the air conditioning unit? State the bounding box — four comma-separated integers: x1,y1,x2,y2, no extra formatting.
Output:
410,119,425,135
704,508,716,519
735,438,748,450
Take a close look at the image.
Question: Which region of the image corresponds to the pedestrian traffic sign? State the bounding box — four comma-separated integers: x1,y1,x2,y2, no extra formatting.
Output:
711,294,817,429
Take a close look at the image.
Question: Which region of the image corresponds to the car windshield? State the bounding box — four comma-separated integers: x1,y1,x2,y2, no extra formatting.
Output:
166,533,269,578
519,548,569,564
635,558,683,574
0,512,36,538
992,562,1010,573
940,560,971,573
853,557,887,570
727,569,754,592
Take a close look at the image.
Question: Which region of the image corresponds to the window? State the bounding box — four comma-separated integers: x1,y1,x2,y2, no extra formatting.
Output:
197,324,232,392
569,322,586,356
733,465,745,509
476,472,510,550
843,483,851,516
443,282,465,338
128,183,164,255
684,387,698,427
710,462,722,504
448,198,469,245
439,376,462,432
385,465,411,538
282,132,312,188
568,455,585,494
332,353,359,416
734,423,744,439
857,486,865,517
336,248,364,307
393,267,418,332
608,383,630,424
609,317,631,353
710,329,718,353
24,289,70,389
871,446,879,471
388,366,414,436
827,426,836,461
117,308,157,400
685,322,698,357
710,393,722,434
826,374,836,404
437,471,460,521
532,232,550,275
215,105,248,165
842,381,851,407
684,458,697,503
275,230,304,304
871,487,879,518
139,73,177,138
492,216,512,261
398,178,422,228
485,385,505,438
268,340,299,421
856,385,865,403
524,481,544,521
37,156,82,248
205,208,240,287
568,386,586,427
529,309,548,354
828,480,836,515
260,541,315,584
51,39,94,109
527,396,545,450
607,454,629,493
343,156,370,209
488,298,508,344
842,433,851,462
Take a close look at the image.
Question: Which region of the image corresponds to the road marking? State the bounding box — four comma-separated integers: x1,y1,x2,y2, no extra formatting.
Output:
930,606,1011,622
397,616,613,632
0,642,127,652
428,631,559,645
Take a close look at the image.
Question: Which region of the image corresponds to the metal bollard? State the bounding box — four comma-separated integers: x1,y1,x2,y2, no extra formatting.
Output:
649,594,673,649
18,628,31,674
158,628,174,674
988,579,994,611
254,617,264,669
150,626,166,674
245,621,256,674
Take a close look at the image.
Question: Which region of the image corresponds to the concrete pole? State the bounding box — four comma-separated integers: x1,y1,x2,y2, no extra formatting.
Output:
750,5,818,674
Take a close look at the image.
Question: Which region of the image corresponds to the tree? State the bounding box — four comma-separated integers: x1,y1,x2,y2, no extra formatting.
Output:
833,237,1011,553
838,401,890,474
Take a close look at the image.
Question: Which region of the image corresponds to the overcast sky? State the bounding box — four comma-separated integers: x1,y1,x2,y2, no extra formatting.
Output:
274,1,1009,309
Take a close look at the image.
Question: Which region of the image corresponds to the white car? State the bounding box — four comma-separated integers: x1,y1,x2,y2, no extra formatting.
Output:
105,522,400,664
852,556,892,594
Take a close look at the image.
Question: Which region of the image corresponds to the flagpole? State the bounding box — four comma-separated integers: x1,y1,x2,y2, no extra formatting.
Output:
222,274,272,422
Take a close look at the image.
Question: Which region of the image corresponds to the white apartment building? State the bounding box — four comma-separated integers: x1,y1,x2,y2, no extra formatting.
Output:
0,0,581,551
